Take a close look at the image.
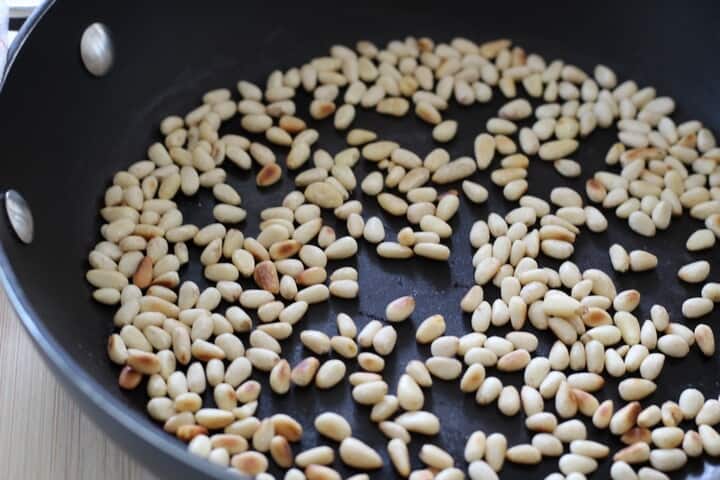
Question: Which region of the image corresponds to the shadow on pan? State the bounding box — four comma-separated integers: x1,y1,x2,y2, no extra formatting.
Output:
1,1,719,478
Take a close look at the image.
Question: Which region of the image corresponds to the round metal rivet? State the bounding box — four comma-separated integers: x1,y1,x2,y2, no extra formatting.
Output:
5,190,33,244
80,23,113,77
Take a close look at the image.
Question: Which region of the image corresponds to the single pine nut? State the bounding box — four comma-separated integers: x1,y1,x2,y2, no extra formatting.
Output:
388,439,411,476
385,296,415,322
506,444,542,465
432,120,458,143
649,449,687,472
315,412,352,442
678,261,710,283
532,433,563,458
559,453,598,475
468,461,498,480
295,446,334,467
315,359,346,389
394,411,440,435
629,250,657,271
485,433,507,472
682,297,714,318
339,438,383,469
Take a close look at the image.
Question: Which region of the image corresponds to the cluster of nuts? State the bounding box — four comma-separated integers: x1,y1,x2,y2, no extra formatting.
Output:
86,35,720,479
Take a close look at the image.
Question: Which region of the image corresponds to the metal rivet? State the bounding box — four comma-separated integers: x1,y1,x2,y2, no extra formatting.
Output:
80,23,113,77
5,190,33,244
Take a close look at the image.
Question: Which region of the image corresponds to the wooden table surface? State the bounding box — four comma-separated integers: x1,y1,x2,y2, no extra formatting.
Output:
1,14,154,479
0,286,156,479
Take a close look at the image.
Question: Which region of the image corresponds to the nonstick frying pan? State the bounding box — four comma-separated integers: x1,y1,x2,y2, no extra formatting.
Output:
1,1,720,478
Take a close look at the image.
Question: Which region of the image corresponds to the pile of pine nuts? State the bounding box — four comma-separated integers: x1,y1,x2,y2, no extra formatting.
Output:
86,35,720,480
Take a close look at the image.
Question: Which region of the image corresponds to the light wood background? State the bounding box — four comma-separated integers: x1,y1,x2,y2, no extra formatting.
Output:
0,286,156,479
1,15,153,479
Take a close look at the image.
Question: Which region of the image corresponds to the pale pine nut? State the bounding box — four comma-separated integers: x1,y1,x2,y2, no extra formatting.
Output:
431,157,477,184
678,261,710,283
295,446,334,468
629,250,657,272
694,324,715,356
702,282,720,302
485,432,507,472
432,120,458,143
618,378,657,401
385,296,415,322
426,356,462,380
373,326,397,355
388,439,411,476
506,444,542,465
314,412,351,442
682,297,714,318
539,139,579,160
559,453,598,475
607,244,632,273
498,386,521,416
394,411,440,435
315,359,346,389
649,449,687,472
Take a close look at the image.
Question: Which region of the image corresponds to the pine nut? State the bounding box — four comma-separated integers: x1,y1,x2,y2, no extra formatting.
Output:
352,380,388,405
366,394,396,423
395,411,440,435
696,399,720,426
432,157,477,183
618,378,657,401
532,433,563,458
485,432,507,472
506,444,542,465
497,385,521,416
679,430,704,459
559,453,598,475
538,139,579,160
649,449,687,472
377,192,408,216
497,349,530,372
340,437,383,469
702,282,720,302
315,359,346,389
692,324,714,356
468,461,498,480
626,249,657,272
385,296,415,322
295,446,334,467
304,464,340,480
426,356,462,380
474,376,501,405
371,326,396,356
388,439,411,476
678,261,710,283
656,333,689,358
314,412,351,442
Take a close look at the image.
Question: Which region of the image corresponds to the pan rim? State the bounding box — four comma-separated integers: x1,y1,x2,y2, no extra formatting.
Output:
0,3,241,479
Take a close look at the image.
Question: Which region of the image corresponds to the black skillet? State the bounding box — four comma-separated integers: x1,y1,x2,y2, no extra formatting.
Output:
1,1,720,478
